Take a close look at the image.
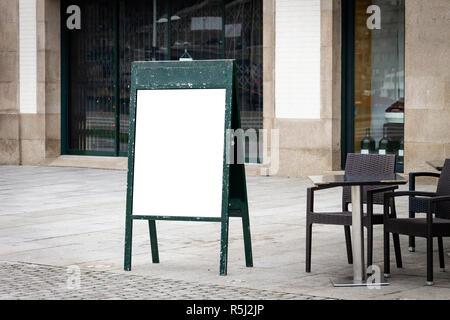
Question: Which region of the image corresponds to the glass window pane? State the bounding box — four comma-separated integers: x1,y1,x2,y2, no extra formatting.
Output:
170,0,224,60
68,0,115,153
118,0,169,154
225,0,263,163
65,0,263,159
354,0,405,171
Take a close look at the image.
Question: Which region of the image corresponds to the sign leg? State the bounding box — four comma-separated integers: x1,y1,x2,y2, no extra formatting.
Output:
219,218,229,276
148,220,160,263
124,215,133,271
241,206,253,267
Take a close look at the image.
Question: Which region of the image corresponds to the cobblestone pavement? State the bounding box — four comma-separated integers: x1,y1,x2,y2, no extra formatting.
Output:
0,261,334,300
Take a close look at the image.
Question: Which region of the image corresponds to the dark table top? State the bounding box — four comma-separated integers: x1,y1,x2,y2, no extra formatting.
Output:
309,173,408,188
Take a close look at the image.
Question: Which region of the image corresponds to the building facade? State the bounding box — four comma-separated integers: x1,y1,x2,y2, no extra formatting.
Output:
0,0,449,177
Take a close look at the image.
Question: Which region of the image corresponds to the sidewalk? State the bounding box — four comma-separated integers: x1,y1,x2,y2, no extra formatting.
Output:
1,166,449,300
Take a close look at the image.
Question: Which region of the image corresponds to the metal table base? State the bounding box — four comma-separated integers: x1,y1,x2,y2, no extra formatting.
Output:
331,185,390,288
331,277,389,287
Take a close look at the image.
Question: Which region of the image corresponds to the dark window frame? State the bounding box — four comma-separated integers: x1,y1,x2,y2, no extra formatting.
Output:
341,0,405,172
61,0,263,158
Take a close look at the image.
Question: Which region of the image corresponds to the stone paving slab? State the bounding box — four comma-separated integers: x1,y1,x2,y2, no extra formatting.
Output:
0,165,449,300
0,261,333,300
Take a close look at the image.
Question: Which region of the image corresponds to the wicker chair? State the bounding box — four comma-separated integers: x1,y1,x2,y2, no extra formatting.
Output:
384,159,450,285
306,153,402,272
408,171,445,266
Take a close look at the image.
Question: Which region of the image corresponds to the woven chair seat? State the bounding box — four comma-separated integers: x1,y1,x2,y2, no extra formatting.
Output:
387,217,450,238
310,211,384,226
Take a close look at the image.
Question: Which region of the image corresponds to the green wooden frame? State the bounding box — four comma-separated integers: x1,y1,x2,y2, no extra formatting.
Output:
123,60,253,276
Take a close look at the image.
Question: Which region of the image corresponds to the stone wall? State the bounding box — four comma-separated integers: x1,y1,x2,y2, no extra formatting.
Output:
263,0,341,177
43,0,61,159
23,0,60,165
6,0,449,175
404,0,450,174
261,0,275,174
0,0,20,164
0,0,60,165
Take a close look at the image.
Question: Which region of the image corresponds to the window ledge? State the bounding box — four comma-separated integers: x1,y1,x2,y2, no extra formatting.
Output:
42,155,127,171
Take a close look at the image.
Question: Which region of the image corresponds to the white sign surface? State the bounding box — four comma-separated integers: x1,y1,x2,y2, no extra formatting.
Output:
132,89,227,218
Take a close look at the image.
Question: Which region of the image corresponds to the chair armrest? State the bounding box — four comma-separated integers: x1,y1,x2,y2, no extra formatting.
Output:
307,187,317,214
367,186,398,219
428,195,450,204
383,191,436,220
426,196,450,227
410,172,440,178
367,185,398,196
384,191,436,199
409,172,440,191
307,185,341,214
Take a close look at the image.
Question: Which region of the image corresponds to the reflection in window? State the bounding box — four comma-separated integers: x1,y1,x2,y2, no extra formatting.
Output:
66,0,263,160
170,0,223,60
225,0,263,163
68,0,115,153
119,0,169,153
355,0,405,171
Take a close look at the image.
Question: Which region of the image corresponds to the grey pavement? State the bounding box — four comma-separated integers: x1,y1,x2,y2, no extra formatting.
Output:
0,261,326,300
0,165,449,300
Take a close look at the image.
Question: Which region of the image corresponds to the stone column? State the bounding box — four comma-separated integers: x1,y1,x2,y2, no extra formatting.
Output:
265,0,341,178
263,0,275,140
0,0,61,165
19,0,46,165
404,0,450,174
43,0,61,159
0,0,20,164
321,0,341,171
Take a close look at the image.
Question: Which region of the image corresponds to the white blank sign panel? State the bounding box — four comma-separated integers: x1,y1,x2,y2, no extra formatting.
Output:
132,89,227,218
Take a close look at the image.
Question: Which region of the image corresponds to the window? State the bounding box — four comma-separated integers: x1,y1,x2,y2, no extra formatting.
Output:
62,0,263,158
342,0,405,172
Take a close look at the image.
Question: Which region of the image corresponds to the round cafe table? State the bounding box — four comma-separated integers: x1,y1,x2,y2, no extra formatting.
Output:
308,173,408,287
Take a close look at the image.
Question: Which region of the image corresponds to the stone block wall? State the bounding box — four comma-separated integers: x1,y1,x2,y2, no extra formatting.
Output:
0,0,60,165
404,0,450,175
263,0,341,177
0,0,20,164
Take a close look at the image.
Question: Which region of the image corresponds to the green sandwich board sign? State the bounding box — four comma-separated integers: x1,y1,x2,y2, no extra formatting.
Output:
124,60,253,275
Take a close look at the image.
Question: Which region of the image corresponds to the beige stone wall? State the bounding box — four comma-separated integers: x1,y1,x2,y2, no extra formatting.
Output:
0,0,20,164
404,0,450,175
321,0,341,171
0,0,60,165
264,0,341,178
23,0,60,165
43,0,61,159
262,0,275,154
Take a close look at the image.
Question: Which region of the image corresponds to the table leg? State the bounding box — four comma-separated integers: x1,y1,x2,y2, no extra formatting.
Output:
351,185,365,282
332,185,389,287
